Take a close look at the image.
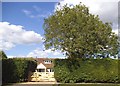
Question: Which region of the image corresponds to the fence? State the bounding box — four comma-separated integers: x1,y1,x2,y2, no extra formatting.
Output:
30,72,55,82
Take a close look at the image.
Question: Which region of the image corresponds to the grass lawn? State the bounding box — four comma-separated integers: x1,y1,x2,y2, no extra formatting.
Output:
53,83,120,86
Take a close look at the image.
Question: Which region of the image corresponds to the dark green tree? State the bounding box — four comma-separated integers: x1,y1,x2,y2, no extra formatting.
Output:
43,3,118,58
0,51,7,59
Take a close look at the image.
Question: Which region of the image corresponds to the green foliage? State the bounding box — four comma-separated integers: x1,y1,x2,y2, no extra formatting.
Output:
43,3,118,58
54,58,119,83
0,51,7,59
2,58,37,83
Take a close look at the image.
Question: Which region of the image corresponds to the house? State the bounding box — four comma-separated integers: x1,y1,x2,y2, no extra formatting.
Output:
35,58,54,73
30,58,56,82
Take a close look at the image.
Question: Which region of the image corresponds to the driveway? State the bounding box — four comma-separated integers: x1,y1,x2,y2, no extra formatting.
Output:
4,82,57,86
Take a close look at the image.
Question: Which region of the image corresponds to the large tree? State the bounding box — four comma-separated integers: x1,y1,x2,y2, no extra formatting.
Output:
43,3,118,58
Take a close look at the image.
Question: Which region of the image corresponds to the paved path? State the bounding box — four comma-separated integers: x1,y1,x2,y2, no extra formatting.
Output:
4,82,57,86
19,82,56,84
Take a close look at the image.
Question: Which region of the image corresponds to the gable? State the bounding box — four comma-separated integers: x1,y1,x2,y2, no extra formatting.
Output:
37,63,46,69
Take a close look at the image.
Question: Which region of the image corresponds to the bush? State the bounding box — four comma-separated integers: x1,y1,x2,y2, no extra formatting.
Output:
54,58,119,83
2,58,37,83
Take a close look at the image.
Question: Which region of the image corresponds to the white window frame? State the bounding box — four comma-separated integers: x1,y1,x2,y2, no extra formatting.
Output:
44,60,52,64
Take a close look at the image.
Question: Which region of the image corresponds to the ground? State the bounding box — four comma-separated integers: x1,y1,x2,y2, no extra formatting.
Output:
4,82,120,86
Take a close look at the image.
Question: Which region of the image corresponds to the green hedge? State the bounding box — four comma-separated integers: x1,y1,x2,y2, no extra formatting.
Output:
2,58,37,83
54,58,119,83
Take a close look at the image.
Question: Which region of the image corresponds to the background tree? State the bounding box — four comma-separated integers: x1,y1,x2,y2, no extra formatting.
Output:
43,3,118,58
0,51,7,59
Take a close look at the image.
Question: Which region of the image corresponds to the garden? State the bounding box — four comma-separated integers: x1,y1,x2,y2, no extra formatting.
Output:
1,2,120,86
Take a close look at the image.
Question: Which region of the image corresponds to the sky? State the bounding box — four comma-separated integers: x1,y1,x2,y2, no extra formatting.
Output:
0,0,119,58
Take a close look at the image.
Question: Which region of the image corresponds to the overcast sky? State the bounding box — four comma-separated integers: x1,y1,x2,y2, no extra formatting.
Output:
0,0,119,58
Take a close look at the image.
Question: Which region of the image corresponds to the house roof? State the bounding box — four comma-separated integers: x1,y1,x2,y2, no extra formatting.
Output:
35,58,55,69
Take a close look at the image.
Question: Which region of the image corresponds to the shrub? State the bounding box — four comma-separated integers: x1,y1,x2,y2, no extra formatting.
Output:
54,58,119,83
2,58,37,83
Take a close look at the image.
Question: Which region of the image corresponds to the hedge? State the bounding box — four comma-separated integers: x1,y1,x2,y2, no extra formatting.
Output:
2,58,37,83
54,58,119,83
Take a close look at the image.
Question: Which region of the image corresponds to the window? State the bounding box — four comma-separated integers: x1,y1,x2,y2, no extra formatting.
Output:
38,69,45,72
44,60,52,64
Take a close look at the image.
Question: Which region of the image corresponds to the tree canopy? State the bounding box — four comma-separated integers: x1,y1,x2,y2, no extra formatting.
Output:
43,3,118,58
